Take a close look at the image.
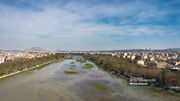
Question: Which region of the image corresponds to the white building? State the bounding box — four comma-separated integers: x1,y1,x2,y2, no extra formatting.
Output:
150,57,155,62
137,60,145,66
124,53,127,56
143,55,148,60
127,55,131,59
157,62,167,69
131,55,136,60
175,62,180,66
0,57,5,64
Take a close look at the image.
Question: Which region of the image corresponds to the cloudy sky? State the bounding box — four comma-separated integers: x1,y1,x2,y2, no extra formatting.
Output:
0,0,180,50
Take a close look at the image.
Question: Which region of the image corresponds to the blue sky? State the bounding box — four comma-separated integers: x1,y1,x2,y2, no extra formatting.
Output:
0,0,180,50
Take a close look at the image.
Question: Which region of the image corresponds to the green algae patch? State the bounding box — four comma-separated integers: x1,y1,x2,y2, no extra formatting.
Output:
89,82,107,93
79,60,86,63
69,65,76,70
70,65,76,67
69,67,74,70
70,62,75,64
64,71,79,74
81,63,94,69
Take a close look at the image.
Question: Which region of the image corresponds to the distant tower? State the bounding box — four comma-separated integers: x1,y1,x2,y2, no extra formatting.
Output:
149,48,152,52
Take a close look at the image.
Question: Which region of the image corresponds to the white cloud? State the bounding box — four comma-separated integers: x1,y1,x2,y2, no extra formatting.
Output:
0,0,178,50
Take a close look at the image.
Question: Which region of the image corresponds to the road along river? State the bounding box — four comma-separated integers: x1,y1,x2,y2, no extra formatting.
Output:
0,59,179,101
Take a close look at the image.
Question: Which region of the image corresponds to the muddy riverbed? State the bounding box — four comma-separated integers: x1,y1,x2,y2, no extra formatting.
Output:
0,59,179,101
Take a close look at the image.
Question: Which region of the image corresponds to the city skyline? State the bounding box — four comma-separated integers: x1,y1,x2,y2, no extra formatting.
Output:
0,0,180,50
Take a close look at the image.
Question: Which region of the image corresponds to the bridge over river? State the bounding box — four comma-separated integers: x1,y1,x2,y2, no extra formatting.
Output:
64,56,89,59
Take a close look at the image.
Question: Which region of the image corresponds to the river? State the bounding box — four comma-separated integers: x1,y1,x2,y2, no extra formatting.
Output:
0,59,179,101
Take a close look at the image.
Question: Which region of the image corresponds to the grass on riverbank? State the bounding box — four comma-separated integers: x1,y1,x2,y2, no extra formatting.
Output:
36,62,52,69
144,87,180,97
64,71,79,74
97,63,180,97
0,59,63,80
89,82,107,93
81,63,94,69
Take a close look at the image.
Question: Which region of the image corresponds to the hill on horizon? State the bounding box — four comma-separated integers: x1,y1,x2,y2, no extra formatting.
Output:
24,47,48,52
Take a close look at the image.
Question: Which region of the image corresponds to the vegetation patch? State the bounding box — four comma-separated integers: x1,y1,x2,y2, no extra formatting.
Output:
79,60,87,63
64,71,79,74
70,65,76,67
85,54,180,90
145,87,180,97
70,62,75,64
81,63,94,69
69,65,76,70
69,67,74,70
0,53,64,76
89,82,107,93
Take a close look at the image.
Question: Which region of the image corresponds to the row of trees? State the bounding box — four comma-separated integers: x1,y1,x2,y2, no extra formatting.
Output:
84,54,180,89
0,53,67,76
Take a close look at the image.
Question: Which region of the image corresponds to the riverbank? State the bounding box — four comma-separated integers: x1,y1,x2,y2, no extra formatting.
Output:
85,55,180,95
0,59,63,80
95,63,180,97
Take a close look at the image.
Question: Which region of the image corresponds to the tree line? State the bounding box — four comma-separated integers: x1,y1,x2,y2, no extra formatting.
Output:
84,54,180,91
0,53,69,76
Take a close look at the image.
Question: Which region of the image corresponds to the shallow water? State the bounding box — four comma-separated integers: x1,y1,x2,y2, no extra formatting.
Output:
0,59,179,101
